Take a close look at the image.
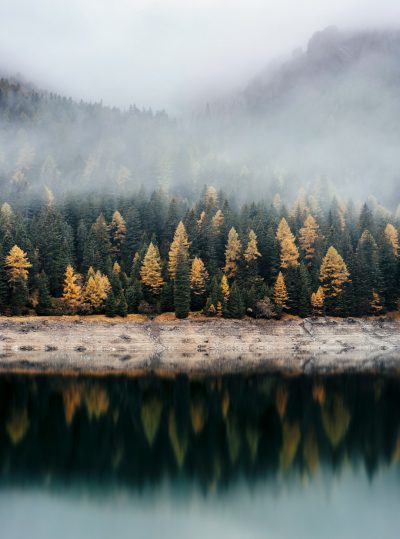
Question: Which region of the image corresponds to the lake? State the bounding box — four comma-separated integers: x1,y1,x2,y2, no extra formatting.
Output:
0,371,399,538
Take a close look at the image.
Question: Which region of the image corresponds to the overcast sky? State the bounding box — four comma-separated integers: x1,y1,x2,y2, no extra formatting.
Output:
0,0,399,112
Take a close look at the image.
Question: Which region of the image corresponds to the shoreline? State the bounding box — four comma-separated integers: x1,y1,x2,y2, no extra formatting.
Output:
0,316,399,376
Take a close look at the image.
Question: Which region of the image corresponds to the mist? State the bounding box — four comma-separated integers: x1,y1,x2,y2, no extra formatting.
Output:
1,3,400,208
1,0,400,111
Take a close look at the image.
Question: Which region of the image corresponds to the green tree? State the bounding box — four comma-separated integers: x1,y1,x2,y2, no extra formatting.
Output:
174,246,190,319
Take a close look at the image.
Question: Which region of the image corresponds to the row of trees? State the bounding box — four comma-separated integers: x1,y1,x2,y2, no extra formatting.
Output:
0,186,399,318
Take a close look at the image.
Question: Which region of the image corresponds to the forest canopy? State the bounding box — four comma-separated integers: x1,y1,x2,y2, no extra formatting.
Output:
0,185,398,319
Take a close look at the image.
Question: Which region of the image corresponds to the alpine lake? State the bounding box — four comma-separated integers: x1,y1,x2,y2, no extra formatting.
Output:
1,367,400,538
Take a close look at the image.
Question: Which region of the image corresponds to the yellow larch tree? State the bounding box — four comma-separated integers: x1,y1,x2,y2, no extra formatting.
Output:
244,229,261,264
62,264,82,310
224,227,242,279
319,246,350,299
220,274,230,301
384,223,399,257
371,289,383,314
274,271,289,309
276,218,299,269
5,245,32,283
140,242,164,294
205,186,218,205
83,268,111,310
211,209,224,233
299,214,321,261
190,257,208,296
311,286,324,315
112,261,121,274
168,221,190,280
110,210,126,256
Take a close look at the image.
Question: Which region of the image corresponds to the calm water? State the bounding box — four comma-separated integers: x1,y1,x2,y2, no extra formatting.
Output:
1,371,400,538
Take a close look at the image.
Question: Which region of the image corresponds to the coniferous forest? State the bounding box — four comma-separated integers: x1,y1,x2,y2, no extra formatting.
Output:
0,184,399,319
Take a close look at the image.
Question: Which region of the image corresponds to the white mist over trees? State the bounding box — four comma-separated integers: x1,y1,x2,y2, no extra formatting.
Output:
0,28,400,208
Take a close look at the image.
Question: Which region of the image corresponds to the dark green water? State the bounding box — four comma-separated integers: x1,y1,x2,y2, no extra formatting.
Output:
1,372,400,538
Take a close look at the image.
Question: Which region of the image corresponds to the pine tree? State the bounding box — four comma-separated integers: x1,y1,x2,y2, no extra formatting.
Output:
174,246,190,319
298,263,312,317
36,271,52,315
32,205,74,296
354,230,383,315
168,221,190,280
105,290,117,317
82,214,112,275
274,271,289,311
62,264,82,311
224,227,242,279
126,280,143,313
380,225,399,310
140,242,164,295
226,281,245,318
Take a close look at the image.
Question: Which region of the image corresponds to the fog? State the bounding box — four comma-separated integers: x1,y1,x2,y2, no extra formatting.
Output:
1,0,400,111
1,2,400,208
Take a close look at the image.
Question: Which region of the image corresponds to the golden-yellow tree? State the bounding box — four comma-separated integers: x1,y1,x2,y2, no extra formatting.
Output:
244,229,261,264
211,209,224,233
224,227,242,279
83,268,111,310
299,215,321,261
319,246,350,299
140,242,164,294
110,210,126,257
168,221,190,280
371,289,383,314
384,223,399,257
190,257,208,296
276,218,299,269
220,274,230,301
62,264,82,310
274,271,289,310
5,245,32,284
311,286,324,315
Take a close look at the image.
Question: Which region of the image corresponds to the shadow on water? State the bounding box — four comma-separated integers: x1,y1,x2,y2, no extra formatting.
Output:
1,371,400,494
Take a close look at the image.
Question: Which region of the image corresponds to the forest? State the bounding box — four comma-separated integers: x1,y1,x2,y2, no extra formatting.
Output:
0,184,398,319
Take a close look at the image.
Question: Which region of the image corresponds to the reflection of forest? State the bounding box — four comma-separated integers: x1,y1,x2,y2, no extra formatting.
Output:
1,373,400,491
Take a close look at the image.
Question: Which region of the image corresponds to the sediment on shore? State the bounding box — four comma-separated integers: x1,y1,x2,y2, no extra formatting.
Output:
0,316,399,376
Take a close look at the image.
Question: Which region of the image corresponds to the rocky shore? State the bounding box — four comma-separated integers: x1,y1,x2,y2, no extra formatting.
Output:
0,316,399,376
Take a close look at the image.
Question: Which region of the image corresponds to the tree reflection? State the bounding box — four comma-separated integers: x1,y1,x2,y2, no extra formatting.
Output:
0,372,399,491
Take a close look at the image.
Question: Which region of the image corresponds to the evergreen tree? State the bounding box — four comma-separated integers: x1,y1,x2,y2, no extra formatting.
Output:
174,246,190,319
226,281,245,318
105,290,117,317
36,271,52,315
354,230,383,315
83,214,112,275
126,280,143,313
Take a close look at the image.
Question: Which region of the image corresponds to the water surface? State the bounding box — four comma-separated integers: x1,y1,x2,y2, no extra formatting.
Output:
1,370,399,538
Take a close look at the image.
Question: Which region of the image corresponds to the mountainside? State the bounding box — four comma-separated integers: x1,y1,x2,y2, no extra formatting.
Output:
1,28,400,205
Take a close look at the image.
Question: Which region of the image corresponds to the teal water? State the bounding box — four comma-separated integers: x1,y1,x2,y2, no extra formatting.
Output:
0,373,399,538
